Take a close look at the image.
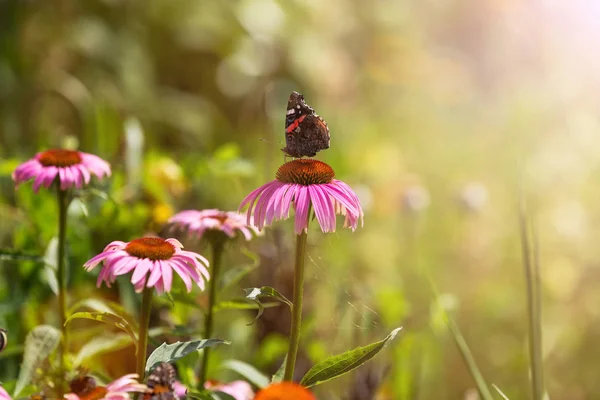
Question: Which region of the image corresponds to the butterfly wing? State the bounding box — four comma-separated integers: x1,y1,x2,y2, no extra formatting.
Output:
282,91,330,158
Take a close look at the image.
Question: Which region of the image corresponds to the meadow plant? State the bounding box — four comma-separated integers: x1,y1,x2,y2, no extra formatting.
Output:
12,149,111,396
167,209,259,387
240,158,364,381
83,237,210,378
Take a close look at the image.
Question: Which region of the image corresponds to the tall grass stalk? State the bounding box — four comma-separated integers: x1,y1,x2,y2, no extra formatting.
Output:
405,211,494,400
519,199,544,400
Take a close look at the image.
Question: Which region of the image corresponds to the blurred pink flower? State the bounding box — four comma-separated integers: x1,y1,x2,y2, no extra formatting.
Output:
206,380,254,400
64,374,146,400
84,237,210,295
0,386,11,400
168,209,259,241
240,159,363,234
12,149,111,192
173,380,188,398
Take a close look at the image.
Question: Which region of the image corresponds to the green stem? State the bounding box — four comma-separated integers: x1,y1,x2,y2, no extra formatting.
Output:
519,203,544,400
198,241,225,388
56,189,69,396
283,229,308,381
136,287,153,379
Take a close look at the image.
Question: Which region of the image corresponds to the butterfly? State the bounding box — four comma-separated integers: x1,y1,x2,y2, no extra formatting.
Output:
0,329,6,353
143,362,179,400
282,91,330,158
69,375,108,400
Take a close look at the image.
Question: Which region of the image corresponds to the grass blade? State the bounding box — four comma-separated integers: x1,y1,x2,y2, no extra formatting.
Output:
519,198,544,400
446,317,494,400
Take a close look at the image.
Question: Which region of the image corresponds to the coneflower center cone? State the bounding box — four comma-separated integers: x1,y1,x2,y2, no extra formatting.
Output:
276,159,335,185
38,149,82,167
125,237,176,260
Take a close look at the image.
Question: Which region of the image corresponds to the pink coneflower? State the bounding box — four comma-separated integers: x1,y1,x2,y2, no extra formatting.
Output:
239,159,363,234
64,374,147,400
205,380,254,400
0,386,11,400
84,237,210,294
168,209,259,241
12,149,111,192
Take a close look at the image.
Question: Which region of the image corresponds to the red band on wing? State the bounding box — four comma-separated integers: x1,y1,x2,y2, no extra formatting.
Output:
286,115,307,133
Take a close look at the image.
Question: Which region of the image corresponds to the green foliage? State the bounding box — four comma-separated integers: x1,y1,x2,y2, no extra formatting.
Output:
14,325,60,397
145,339,230,374
243,286,292,325
300,328,402,388
220,360,269,389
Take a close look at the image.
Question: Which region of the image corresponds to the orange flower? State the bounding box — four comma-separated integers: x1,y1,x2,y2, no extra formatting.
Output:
254,382,315,400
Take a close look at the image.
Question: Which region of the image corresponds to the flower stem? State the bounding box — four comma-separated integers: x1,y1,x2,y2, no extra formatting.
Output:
519,201,544,400
136,287,153,379
56,189,69,396
199,241,225,389
283,229,308,381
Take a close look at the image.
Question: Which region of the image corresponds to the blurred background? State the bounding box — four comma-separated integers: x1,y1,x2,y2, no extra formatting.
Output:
2,0,600,398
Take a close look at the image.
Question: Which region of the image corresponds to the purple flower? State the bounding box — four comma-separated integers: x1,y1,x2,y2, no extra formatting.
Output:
84,237,210,295
168,209,260,241
12,149,111,192
240,159,363,234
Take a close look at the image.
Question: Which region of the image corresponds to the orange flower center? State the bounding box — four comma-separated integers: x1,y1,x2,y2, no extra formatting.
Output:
276,159,334,185
254,382,315,400
125,237,176,261
38,149,82,167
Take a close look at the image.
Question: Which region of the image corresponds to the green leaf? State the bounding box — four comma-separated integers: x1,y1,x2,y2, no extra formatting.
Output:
186,391,214,400
75,327,167,365
300,327,402,388
221,360,269,389
75,333,132,365
68,298,139,332
271,355,287,383
65,312,138,351
42,237,59,295
214,299,281,312
14,325,61,397
243,286,292,325
212,392,237,400
146,339,230,374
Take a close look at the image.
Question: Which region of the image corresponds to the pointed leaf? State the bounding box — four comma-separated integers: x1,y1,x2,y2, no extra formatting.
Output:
221,360,269,389
65,312,138,350
243,286,292,325
69,298,139,331
146,339,230,374
212,393,237,400
14,325,61,397
271,355,287,383
300,327,402,388
186,391,214,400
76,327,168,365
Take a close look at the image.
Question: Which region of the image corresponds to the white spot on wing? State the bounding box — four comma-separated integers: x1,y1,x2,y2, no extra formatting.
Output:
286,109,295,115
